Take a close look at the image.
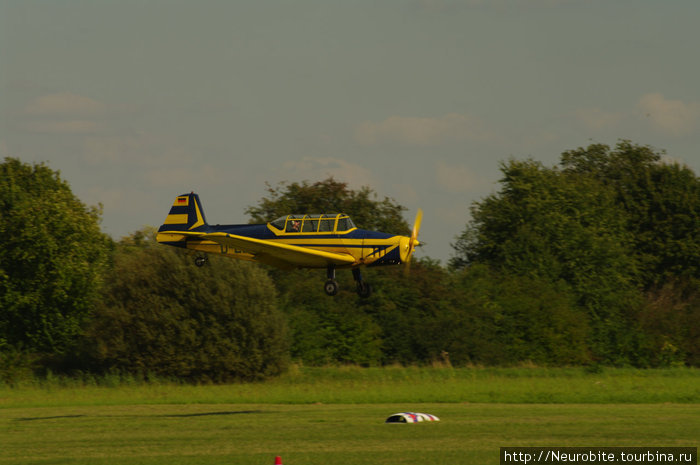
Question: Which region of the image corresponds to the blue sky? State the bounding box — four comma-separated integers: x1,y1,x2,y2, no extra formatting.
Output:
2,0,699,263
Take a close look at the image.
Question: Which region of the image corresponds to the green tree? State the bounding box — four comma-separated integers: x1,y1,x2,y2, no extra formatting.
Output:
450,156,643,364
452,158,638,287
84,230,289,382
561,140,700,288
448,264,589,365
0,158,111,354
637,277,700,367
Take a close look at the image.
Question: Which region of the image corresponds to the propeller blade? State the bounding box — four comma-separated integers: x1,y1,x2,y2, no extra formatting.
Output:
404,208,423,274
410,208,423,246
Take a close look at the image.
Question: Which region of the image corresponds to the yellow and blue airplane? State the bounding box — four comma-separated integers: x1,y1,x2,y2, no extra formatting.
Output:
156,192,422,297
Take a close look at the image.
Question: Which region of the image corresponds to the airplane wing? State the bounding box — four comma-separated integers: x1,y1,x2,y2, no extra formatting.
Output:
202,232,356,268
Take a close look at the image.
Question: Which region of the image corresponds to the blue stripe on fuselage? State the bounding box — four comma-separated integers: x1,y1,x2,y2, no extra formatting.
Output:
345,229,394,240
208,223,275,238
207,225,396,242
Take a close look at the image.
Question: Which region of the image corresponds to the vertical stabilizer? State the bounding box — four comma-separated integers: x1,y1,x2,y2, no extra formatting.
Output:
158,192,208,232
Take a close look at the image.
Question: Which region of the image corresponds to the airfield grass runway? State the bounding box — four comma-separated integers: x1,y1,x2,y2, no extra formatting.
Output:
1,367,698,464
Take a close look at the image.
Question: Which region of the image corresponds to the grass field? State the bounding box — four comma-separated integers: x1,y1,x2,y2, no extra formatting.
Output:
1,367,699,465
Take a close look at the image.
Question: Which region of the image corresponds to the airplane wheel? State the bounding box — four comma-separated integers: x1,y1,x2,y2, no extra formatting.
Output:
194,256,207,267
324,279,339,296
356,282,372,299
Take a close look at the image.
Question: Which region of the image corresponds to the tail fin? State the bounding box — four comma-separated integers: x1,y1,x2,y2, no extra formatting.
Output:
158,192,208,232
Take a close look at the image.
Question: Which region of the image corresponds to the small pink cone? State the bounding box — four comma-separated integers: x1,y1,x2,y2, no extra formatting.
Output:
274,456,283,465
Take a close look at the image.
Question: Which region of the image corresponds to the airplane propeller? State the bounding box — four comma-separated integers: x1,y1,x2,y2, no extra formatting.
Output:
403,208,423,273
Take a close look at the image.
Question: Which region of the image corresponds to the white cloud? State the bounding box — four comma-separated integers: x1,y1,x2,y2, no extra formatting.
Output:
82,132,227,189
574,93,700,138
24,92,107,117
356,113,491,146
21,92,110,135
145,164,223,188
574,107,625,131
282,157,378,189
636,93,699,136
82,133,173,165
24,120,100,134
435,160,489,193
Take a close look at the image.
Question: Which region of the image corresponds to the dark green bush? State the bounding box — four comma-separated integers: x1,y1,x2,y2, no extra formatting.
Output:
83,232,289,382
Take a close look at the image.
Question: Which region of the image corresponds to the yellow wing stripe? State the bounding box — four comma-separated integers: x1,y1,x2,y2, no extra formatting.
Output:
203,232,356,267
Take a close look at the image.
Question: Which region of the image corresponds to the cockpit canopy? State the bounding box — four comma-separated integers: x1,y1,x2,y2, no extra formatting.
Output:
269,213,356,233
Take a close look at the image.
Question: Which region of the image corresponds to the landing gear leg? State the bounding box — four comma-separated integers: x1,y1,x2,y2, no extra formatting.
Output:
194,255,208,267
324,265,338,296
353,268,372,298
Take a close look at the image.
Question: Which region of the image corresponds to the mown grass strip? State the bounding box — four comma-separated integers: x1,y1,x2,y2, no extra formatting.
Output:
1,366,698,408
2,403,698,465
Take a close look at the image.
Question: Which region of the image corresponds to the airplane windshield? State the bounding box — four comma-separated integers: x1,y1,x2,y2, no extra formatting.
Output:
270,214,355,233
270,217,286,230
336,216,355,231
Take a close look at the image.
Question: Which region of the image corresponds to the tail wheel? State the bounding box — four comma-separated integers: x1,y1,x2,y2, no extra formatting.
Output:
194,256,208,267
356,282,372,299
324,279,339,296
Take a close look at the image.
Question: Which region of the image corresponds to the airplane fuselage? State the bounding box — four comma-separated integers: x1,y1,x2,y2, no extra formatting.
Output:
157,222,405,268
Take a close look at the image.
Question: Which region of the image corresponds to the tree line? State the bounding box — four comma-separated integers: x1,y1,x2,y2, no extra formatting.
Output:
1,140,698,383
